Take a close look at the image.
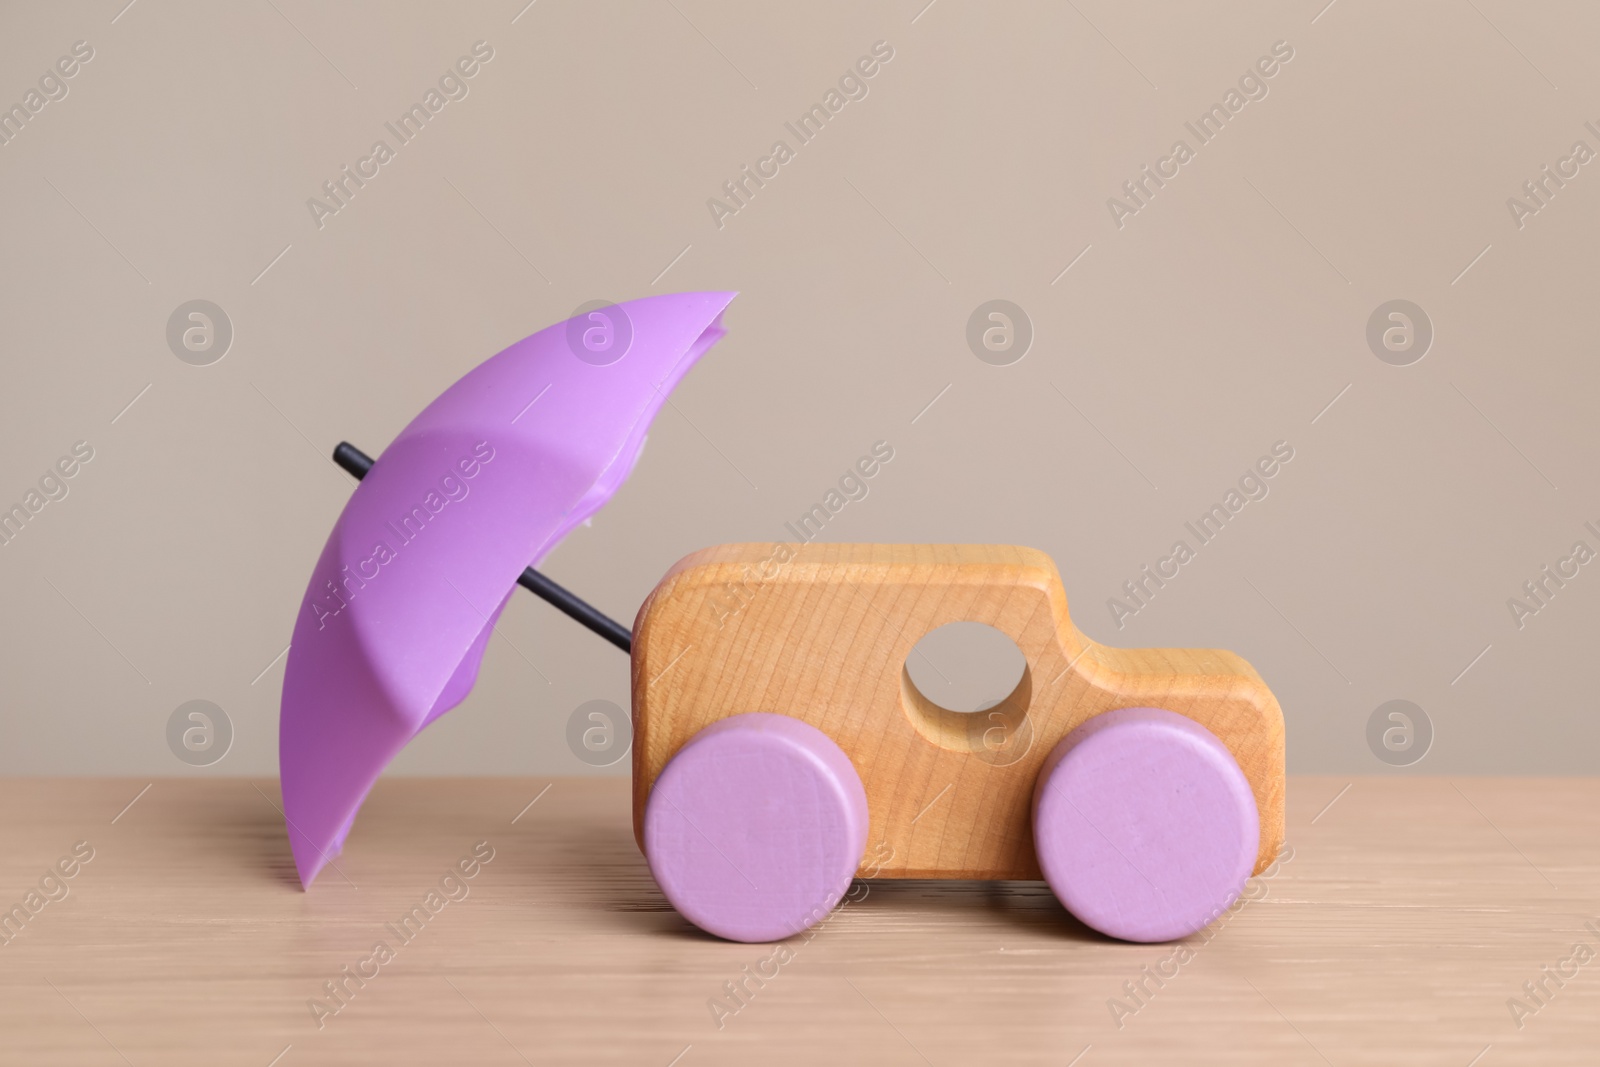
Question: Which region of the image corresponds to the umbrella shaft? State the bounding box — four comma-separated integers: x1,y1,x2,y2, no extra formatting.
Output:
332,442,632,654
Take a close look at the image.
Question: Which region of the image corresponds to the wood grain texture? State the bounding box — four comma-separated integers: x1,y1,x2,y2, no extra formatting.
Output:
2,776,1598,1065
631,543,1285,878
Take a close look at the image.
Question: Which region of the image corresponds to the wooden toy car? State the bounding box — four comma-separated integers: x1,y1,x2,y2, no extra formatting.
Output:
632,543,1285,944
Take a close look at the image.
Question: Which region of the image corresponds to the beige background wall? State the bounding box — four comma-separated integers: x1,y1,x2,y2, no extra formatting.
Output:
0,0,1594,777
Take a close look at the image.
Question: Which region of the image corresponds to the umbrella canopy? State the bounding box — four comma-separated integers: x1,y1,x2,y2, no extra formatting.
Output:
279,291,736,888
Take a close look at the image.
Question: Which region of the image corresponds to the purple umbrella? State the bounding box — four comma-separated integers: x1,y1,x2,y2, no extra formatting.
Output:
279,291,736,888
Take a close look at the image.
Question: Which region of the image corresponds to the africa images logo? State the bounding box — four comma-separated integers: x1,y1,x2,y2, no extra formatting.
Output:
1105,40,1295,229
706,41,895,229
308,441,496,630
1107,441,1294,629
305,41,495,230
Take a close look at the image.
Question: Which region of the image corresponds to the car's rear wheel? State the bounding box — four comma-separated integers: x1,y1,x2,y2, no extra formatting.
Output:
1032,706,1259,942
643,712,869,942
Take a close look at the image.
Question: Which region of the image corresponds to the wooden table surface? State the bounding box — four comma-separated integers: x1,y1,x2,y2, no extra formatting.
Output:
2,776,1596,1066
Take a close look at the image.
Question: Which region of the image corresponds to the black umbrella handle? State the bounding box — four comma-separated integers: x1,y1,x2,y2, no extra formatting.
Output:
332,442,632,654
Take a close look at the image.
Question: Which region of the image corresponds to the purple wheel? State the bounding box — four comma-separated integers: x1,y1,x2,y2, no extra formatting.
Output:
643,713,869,943
1032,707,1259,942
